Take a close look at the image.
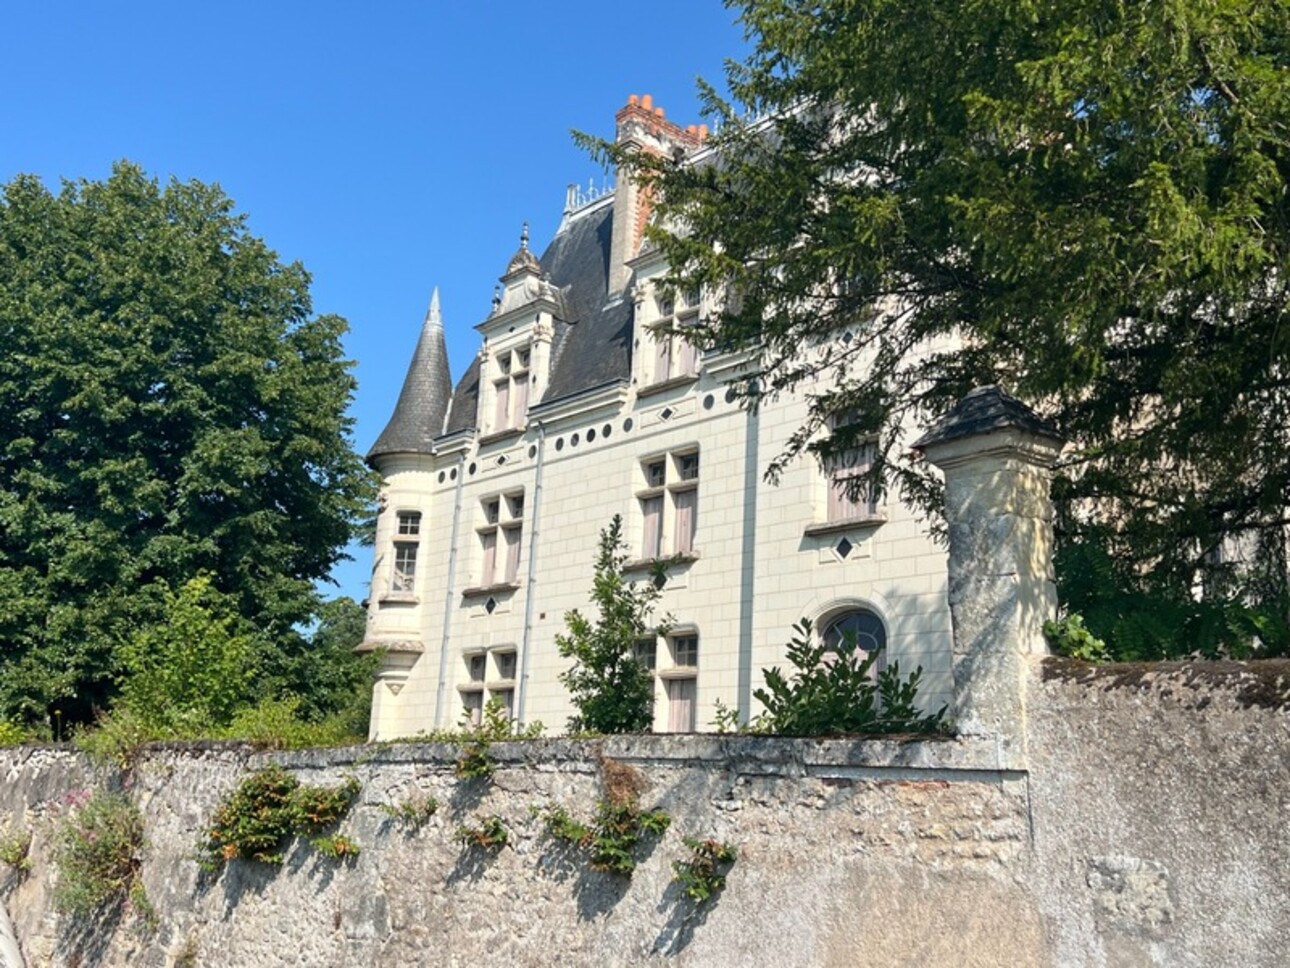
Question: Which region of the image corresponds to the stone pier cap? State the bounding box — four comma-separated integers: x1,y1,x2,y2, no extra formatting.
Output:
912,385,1064,458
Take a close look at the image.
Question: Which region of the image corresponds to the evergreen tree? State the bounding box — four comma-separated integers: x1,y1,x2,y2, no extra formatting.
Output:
599,0,1290,654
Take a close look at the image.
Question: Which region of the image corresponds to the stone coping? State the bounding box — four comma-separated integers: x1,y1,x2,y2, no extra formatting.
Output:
0,733,1019,779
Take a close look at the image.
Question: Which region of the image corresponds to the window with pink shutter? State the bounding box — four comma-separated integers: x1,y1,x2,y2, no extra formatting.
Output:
642,495,663,558
494,379,510,430
826,433,878,522
512,373,529,424
503,526,522,583
674,487,697,553
480,530,497,586
654,333,672,382
667,678,697,732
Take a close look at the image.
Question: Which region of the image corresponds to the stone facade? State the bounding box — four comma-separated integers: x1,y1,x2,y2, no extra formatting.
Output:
361,96,954,740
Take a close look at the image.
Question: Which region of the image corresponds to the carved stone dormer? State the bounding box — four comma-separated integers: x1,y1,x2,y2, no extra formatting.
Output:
474,225,567,435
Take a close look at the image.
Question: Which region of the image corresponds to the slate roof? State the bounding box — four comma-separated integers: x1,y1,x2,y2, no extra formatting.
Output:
439,200,630,437
911,385,1063,450
368,291,454,462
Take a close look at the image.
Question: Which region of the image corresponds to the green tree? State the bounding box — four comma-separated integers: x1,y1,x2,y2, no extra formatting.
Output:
117,573,260,734
0,162,377,725
557,516,664,734
599,0,1290,655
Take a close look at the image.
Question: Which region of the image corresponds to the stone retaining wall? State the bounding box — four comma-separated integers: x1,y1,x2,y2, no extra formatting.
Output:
2,658,1288,967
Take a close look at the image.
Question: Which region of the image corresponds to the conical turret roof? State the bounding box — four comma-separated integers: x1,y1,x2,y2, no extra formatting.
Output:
368,288,453,463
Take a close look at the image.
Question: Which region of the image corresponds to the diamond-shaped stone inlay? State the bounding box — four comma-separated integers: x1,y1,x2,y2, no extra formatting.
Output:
659,407,674,421
836,537,854,560
485,597,497,614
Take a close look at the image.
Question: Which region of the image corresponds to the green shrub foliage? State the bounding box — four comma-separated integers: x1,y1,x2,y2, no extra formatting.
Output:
557,516,665,734
672,838,737,904
200,765,360,868
752,618,948,736
51,789,146,917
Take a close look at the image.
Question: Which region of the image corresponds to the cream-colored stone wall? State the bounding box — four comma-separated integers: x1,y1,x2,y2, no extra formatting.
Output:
364,342,953,738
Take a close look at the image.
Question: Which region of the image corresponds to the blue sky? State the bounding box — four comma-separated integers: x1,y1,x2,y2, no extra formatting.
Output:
2,1,748,603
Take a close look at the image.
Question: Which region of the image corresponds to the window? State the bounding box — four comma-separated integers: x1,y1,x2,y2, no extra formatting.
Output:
461,689,484,726
391,511,422,592
633,639,657,671
492,344,532,431
666,678,696,732
825,415,879,522
820,609,887,674
653,629,699,733
478,491,523,587
467,653,487,682
648,289,701,384
490,688,515,719
636,449,700,559
670,635,698,668
494,650,517,681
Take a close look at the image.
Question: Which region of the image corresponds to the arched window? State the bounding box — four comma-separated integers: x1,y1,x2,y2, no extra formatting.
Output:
821,609,886,658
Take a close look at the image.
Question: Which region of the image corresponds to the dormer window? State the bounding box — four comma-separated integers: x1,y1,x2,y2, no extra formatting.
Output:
492,344,532,432
649,289,700,385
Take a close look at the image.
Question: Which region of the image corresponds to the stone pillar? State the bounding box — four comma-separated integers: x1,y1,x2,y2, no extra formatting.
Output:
912,386,1064,767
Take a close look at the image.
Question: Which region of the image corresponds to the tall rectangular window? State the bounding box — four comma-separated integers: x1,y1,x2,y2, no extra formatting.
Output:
648,291,702,384
641,494,663,559
666,678,697,732
478,490,523,588
480,531,497,587
636,449,699,560
825,416,878,522
392,542,418,592
491,344,531,432
674,488,697,554
504,526,522,583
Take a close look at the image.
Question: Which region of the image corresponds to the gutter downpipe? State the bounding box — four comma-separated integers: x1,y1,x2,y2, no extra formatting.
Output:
516,420,547,723
433,451,468,728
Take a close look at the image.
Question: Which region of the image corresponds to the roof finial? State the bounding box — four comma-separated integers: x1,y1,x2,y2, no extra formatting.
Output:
520,221,530,251
425,286,442,328
491,284,502,313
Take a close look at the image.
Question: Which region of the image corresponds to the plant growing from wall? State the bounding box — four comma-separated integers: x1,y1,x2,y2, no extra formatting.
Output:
1043,613,1111,663
51,789,148,919
586,799,671,874
0,824,31,872
454,815,509,852
752,618,949,736
381,791,440,830
536,799,671,876
557,516,667,734
453,697,544,780
672,838,737,904
199,765,360,870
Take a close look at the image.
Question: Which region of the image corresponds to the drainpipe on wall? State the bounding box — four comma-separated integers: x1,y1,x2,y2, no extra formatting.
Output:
433,451,468,728
516,420,546,723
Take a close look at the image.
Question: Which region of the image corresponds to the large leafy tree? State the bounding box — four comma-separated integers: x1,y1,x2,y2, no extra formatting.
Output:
0,163,376,723
609,0,1290,654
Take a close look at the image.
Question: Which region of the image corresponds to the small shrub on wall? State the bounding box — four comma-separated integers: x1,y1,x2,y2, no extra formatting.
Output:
746,618,948,736
51,789,148,919
200,765,360,869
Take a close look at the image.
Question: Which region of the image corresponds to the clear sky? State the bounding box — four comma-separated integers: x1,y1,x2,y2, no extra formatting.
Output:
2,1,748,604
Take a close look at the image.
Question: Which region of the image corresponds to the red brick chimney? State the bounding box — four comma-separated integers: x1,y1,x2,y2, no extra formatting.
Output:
607,94,706,295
